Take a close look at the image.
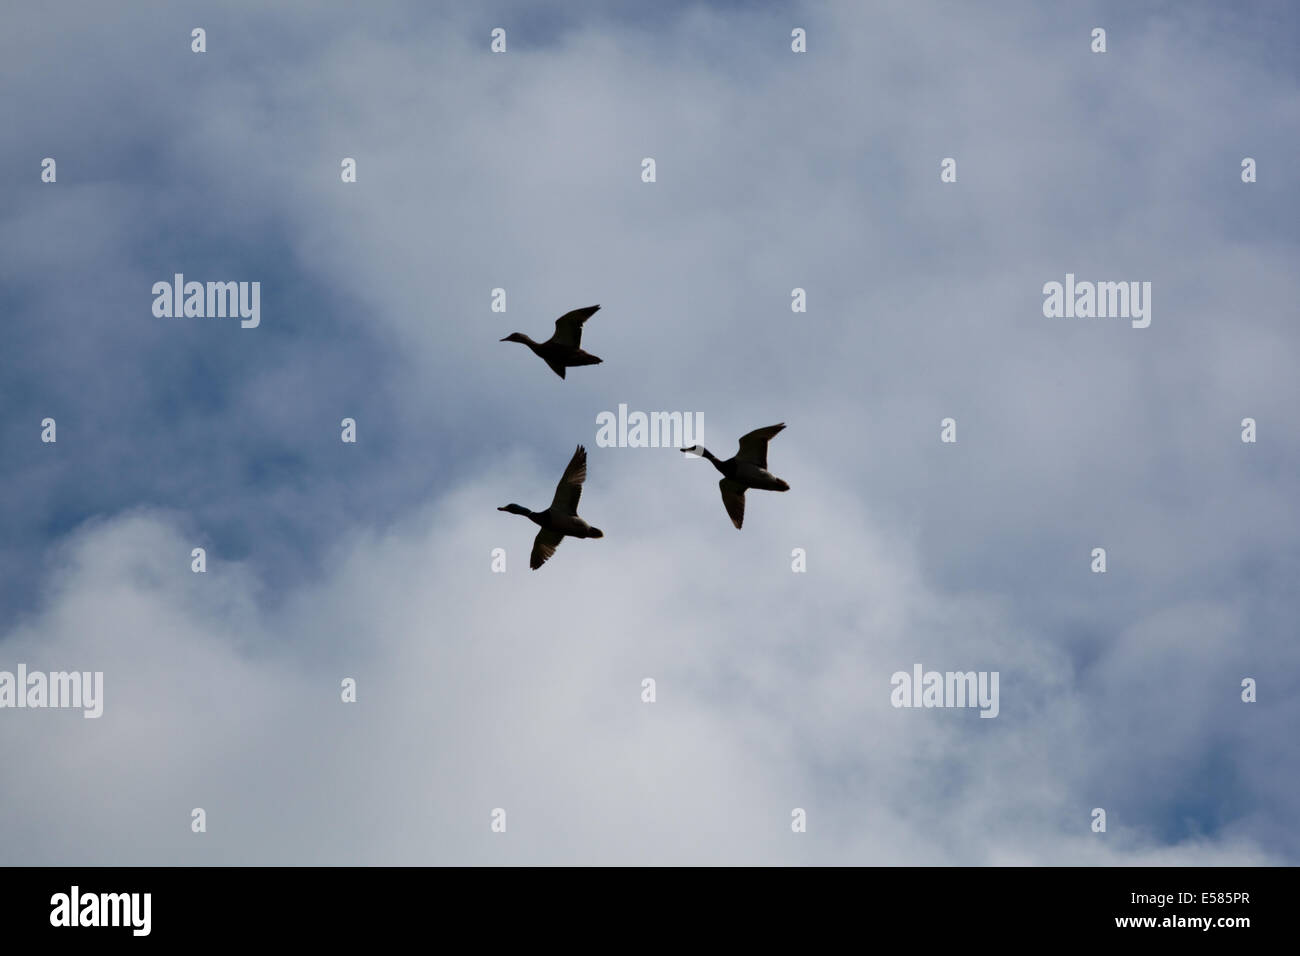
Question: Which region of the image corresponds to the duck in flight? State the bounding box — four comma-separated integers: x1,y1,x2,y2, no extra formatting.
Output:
498,445,605,569
500,305,603,379
681,424,789,529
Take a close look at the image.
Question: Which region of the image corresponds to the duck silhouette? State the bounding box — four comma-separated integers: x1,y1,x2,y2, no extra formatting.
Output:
498,445,604,569
500,305,603,379
681,424,789,529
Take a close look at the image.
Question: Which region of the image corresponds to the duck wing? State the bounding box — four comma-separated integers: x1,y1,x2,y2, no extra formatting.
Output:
530,528,564,569
735,423,785,469
549,444,587,514
543,354,568,379
550,305,600,348
719,477,747,529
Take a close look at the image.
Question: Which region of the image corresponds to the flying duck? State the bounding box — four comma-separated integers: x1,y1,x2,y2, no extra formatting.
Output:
500,305,603,379
498,445,605,569
681,424,789,529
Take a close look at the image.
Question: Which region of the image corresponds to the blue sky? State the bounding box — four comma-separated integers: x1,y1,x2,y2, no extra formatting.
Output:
1,0,1297,864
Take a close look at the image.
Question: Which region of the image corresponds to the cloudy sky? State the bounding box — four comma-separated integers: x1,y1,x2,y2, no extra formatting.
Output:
1,0,1297,864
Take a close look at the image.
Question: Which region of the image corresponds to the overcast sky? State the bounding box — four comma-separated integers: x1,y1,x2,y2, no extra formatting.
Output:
1,0,1297,864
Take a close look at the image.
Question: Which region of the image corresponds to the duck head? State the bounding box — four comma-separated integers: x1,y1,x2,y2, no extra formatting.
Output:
682,445,724,472
498,503,531,516
499,332,532,345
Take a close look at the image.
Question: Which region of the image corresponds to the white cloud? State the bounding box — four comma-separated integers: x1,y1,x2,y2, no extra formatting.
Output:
0,452,1283,864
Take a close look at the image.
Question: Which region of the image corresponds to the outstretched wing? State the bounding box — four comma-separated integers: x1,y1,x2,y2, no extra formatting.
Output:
530,528,564,569
735,423,785,469
549,445,587,514
719,477,747,529
551,305,600,348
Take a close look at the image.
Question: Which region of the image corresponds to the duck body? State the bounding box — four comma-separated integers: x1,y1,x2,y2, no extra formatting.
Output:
497,504,603,539
697,450,790,492
501,305,603,379
498,445,604,569
682,424,789,529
